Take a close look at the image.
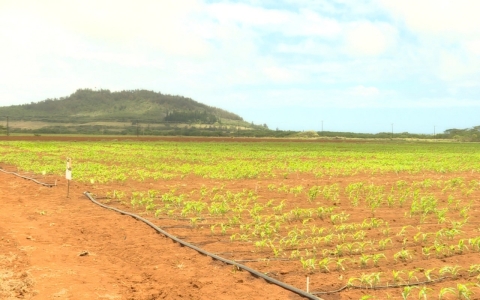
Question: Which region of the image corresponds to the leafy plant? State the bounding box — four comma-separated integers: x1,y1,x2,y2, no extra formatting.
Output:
372,253,386,267
401,286,416,300
417,286,432,300
439,265,462,279
359,254,372,268
456,283,475,300
438,287,456,300
392,270,405,283
394,249,412,262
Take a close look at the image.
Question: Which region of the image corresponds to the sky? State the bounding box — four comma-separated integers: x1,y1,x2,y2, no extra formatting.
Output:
1,0,479,134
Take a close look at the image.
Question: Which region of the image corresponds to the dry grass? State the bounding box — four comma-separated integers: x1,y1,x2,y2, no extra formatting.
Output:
8,121,56,130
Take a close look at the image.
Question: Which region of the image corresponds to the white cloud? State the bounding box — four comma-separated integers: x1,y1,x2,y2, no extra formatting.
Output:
344,21,397,56
0,0,221,77
207,3,290,26
438,50,480,81
207,4,341,38
379,0,480,39
378,1,480,84
464,40,480,56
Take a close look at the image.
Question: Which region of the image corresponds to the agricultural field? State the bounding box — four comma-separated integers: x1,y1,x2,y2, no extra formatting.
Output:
1,138,480,299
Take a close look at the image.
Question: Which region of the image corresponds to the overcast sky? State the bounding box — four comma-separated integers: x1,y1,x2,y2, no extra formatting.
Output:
1,0,479,133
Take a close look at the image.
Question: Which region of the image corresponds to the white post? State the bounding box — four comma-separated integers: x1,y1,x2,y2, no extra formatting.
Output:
66,158,72,198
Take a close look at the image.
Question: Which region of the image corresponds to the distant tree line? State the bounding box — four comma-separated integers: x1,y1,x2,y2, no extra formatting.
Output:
7,123,480,141
440,126,480,142
317,131,434,139
9,123,281,138
314,127,480,141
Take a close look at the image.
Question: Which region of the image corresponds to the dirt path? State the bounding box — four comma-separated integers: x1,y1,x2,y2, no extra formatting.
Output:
0,171,303,300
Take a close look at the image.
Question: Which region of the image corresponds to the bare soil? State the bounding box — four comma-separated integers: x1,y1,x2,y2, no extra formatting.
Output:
0,170,304,300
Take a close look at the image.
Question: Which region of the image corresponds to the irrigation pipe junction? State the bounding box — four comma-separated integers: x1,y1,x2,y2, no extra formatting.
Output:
2,166,469,298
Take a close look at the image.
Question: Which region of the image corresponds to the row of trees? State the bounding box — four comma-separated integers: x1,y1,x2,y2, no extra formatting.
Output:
9,124,277,137
442,127,480,142
305,127,480,141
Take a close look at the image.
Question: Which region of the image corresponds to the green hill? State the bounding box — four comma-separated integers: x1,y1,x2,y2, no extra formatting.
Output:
0,89,276,136
0,89,243,124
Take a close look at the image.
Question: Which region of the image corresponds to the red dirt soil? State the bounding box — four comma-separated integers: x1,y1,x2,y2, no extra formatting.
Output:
0,170,305,300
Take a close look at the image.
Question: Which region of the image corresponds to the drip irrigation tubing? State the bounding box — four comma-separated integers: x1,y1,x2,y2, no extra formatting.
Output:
235,258,291,263
0,167,56,187
311,276,451,295
83,192,320,300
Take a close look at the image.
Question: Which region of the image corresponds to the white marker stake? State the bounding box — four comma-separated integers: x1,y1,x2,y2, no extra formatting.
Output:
306,276,310,293
66,158,72,198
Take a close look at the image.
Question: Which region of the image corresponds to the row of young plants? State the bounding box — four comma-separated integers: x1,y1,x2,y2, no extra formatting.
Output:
106,177,478,258
356,282,478,300
363,264,480,282
106,178,480,299
2,141,480,183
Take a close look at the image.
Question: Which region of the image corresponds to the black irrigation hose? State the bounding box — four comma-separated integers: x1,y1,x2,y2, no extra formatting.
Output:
83,192,320,300
311,276,452,295
235,258,291,263
0,167,56,187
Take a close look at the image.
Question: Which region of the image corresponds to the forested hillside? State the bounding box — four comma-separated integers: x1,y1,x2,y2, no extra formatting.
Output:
0,89,243,123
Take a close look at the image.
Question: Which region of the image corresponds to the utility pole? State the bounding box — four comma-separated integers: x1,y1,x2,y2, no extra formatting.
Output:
6,116,9,136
